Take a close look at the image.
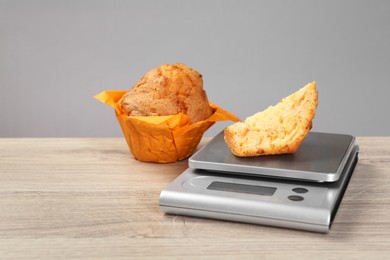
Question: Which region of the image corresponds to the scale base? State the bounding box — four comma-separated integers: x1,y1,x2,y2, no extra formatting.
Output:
160,145,358,233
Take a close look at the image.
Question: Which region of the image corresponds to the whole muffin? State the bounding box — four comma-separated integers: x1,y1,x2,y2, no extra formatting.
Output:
118,63,213,123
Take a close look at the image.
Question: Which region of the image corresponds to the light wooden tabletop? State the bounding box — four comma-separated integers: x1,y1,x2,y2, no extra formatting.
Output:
0,137,389,259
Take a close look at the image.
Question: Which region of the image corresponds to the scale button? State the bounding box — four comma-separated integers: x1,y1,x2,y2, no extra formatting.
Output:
288,195,304,201
292,188,309,194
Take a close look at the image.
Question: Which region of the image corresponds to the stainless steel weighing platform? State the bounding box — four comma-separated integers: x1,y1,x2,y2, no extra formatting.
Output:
160,131,359,233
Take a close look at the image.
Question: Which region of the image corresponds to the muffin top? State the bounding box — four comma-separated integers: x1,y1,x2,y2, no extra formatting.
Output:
119,63,213,123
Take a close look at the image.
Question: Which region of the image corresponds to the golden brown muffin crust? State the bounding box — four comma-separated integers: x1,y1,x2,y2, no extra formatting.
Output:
119,63,213,123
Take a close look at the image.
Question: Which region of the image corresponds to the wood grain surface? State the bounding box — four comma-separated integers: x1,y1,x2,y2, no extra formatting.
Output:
0,137,389,259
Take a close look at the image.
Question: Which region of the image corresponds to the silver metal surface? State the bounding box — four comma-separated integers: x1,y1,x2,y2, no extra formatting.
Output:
189,131,355,182
160,145,359,233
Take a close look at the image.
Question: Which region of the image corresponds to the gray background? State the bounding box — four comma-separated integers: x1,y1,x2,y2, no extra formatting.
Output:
1,0,389,137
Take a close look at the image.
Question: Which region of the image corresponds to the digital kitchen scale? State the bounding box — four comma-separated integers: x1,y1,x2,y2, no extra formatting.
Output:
160,131,359,233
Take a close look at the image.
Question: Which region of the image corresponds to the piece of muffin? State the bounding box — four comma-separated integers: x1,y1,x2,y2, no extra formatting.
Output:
118,63,213,123
224,82,318,157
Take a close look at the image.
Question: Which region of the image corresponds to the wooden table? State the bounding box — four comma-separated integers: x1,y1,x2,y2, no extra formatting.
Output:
0,137,389,259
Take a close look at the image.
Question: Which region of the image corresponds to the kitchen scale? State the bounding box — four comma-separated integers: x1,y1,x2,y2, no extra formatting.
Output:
160,131,359,233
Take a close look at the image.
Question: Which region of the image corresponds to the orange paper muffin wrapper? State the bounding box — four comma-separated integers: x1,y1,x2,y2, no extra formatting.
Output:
94,90,240,163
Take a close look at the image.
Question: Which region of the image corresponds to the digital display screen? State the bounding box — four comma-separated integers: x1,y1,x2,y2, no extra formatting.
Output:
207,181,276,196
